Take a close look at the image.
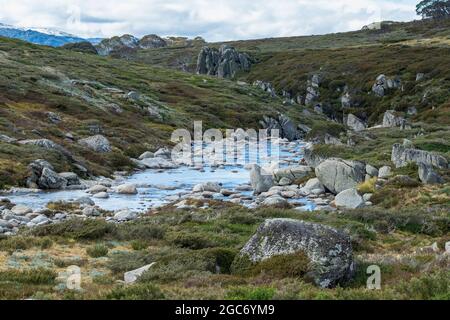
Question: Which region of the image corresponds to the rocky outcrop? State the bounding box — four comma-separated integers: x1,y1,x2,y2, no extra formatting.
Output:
138,34,167,49
237,219,354,288
345,114,367,132
305,74,321,105
335,188,365,209
418,163,444,184
253,81,277,97
315,158,366,194
27,160,67,190
19,139,71,158
303,145,327,168
250,164,274,194
78,135,111,153
391,144,448,169
382,110,409,129
372,75,401,97
96,35,139,56
196,45,251,79
260,114,300,141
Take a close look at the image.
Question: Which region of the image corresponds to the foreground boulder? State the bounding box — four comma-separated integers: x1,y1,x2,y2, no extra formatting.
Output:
335,188,365,209
237,219,354,288
315,159,366,194
250,164,274,194
78,135,111,153
392,144,448,169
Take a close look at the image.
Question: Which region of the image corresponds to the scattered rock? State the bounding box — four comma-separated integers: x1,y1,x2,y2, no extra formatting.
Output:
250,164,274,194
382,110,409,129
93,192,109,199
124,263,156,284
58,172,80,186
139,151,154,160
273,166,312,184
87,185,108,194
260,114,301,141
140,157,178,169
315,158,366,194
114,209,138,221
82,206,101,217
372,75,401,97
0,134,17,143
237,219,354,288
11,205,32,216
391,143,448,169
117,184,138,195
346,114,367,132
300,178,325,195
253,80,277,97
418,163,444,184
335,188,365,209
261,196,288,207
378,166,392,179
193,182,221,193
365,164,379,177
39,168,67,190
78,135,111,153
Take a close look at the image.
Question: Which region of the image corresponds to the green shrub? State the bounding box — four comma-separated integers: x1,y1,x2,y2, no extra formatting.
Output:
108,251,154,274
171,233,216,250
33,219,116,240
0,269,56,285
357,178,377,194
225,287,276,300
106,283,165,300
86,244,109,258
131,240,149,251
115,222,165,241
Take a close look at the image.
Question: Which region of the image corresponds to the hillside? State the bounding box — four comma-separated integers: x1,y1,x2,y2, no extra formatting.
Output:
0,37,311,188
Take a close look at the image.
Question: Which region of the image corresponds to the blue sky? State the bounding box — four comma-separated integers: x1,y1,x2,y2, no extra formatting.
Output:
0,0,421,41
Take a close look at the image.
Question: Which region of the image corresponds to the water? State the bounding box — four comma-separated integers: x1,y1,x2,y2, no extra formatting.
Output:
2,141,316,212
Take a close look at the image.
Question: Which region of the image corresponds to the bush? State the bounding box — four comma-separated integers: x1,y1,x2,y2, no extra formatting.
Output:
106,283,165,300
33,219,116,240
86,244,109,258
171,233,216,250
115,222,165,241
225,287,276,300
358,178,377,194
108,251,154,274
0,269,56,285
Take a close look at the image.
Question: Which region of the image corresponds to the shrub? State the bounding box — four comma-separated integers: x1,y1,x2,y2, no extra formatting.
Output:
0,269,56,285
86,244,109,258
115,222,165,241
171,233,216,250
225,287,276,300
33,219,116,240
358,178,377,194
131,240,149,251
106,283,165,300
108,251,154,274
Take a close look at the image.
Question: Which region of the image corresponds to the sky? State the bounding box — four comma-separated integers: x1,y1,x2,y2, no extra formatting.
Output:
0,0,421,41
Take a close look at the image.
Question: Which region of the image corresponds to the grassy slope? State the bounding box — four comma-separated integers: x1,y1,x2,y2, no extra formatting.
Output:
0,37,307,188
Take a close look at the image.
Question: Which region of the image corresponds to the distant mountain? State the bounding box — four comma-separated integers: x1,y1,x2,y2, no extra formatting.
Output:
0,23,101,47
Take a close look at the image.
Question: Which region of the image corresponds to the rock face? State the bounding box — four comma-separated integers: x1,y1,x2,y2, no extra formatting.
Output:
196,45,251,79
335,188,365,209
315,159,366,194
27,160,67,190
78,135,111,153
138,34,167,49
372,75,401,97
382,110,409,129
391,144,448,169
418,163,444,184
250,164,274,194
346,114,367,132
238,219,354,288
259,114,300,141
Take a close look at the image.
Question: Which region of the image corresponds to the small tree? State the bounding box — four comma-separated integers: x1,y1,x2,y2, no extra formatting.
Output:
416,0,450,19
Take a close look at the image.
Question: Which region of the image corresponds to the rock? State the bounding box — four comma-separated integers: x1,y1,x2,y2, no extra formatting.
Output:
11,205,32,216
300,178,325,195
58,172,80,186
445,242,450,254
0,134,17,143
363,193,373,202
378,166,392,179
253,80,277,97
96,34,139,56
82,206,101,217
372,75,401,97
250,164,274,194
324,134,343,145
273,166,312,183
260,114,301,141
365,164,379,177
315,159,366,194
117,184,138,195
19,139,71,157
278,177,292,186
154,148,172,159
140,157,178,169
139,34,167,49
114,209,138,221
220,189,234,197
30,214,50,225
46,112,61,124
124,263,156,284
392,143,448,169
138,151,154,160
402,139,415,149
407,106,418,116
196,45,251,79
418,163,444,184
78,135,111,153
341,92,352,108
305,74,321,104
192,182,221,193
346,114,367,132
335,188,365,209
416,73,425,81
87,185,108,194
38,167,67,190
93,192,109,199
261,196,288,207
75,196,95,206
238,219,354,288
382,110,409,129
303,145,327,168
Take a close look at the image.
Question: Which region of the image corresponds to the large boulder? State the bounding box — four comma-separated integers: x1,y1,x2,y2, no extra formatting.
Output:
315,158,366,194
372,75,401,97
250,164,274,194
237,219,354,288
39,168,67,189
382,110,409,129
196,45,251,79
335,188,365,209
391,144,448,169
58,172,80,186
78,135,111,153
116,184,138,195
273,166,312,184
418,163,444,184
140,157,178,169
346,114,367,132
192,182,221,193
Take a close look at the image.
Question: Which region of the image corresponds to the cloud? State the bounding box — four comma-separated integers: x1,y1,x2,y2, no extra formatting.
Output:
0,0,419,41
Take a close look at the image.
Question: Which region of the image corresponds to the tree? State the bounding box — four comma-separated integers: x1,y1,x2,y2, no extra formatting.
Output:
416,0,450,19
